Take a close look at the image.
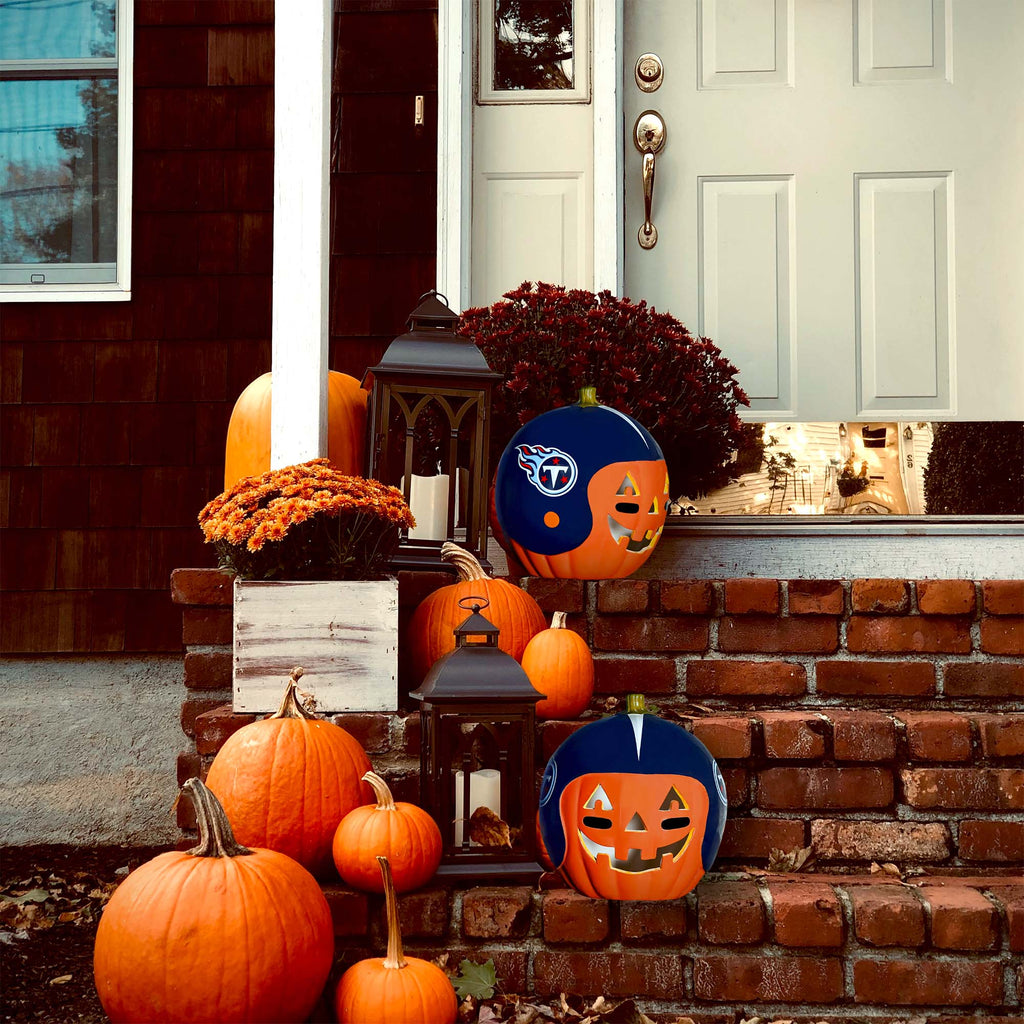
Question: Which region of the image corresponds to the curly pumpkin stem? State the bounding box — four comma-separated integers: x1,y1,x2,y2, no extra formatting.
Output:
550,611,568,630
184,777,253,859
363,770,397,812
440,542,490,582
377,855,407,970
270,667,317,721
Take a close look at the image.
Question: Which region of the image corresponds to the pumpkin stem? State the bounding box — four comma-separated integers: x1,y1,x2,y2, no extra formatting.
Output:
363,770,397,811
378,856,407,970
441,542,490,582
550,611,567,630
270,668,317,721
626,693,646,714
578,386,600,407
184,778,253,859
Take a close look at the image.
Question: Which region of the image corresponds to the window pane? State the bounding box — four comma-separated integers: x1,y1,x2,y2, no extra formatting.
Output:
0,77,117,270
0,0,116,61
678,422,1024,516
494,0,574,91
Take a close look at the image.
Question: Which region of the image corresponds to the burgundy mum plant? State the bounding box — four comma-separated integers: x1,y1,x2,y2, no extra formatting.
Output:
459,282,749,499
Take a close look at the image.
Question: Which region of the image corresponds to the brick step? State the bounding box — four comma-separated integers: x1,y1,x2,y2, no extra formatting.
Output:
319,874,1024,1017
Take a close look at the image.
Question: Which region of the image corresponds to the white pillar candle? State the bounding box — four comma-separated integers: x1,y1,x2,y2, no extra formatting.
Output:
404,473,451,541
453,768,502,845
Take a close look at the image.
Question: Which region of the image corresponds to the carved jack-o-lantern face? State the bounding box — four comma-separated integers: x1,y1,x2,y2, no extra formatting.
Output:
558,772,710,901
590,459,670,556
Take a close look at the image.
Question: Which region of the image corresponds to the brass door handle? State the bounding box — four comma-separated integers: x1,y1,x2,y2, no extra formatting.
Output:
633,110,666,249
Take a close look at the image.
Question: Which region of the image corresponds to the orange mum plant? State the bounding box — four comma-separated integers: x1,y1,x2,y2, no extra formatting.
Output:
199,458,415,581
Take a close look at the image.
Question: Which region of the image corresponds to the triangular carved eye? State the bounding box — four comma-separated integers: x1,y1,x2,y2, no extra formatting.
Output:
616,474,638,497
648,497,659,514
663,473,670,496
584,784,613,811
659,785,688,811
625,812,646,832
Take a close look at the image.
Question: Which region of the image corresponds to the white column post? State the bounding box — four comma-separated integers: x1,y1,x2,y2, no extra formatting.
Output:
270,0,332,467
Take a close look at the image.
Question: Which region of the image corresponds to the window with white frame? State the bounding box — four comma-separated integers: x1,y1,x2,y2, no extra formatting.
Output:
0,0,131,299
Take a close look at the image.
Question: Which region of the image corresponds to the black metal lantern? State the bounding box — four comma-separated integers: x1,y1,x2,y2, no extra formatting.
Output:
410,597,545,882
364,291,501,572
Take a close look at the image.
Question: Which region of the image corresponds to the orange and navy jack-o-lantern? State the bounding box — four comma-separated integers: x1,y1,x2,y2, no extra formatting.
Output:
538,694,727,901
494,388,669,579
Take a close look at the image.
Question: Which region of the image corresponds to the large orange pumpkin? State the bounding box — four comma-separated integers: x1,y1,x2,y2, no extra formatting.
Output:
521,611,594,720
332,770,442,893
223,370,368,489
335,857,457,1024
94,778,334,1024
205,668,373,878
407,542,547,681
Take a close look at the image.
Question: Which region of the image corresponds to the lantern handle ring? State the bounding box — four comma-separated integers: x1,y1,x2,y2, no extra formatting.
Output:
417,288,449,307
458,595,490,612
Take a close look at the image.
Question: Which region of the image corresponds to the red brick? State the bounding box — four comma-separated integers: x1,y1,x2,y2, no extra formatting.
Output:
182,606,232,645
759,768,893,810
533,951,683,1000
788,580,845,615
901,768,1024,810
184,650,232,691
721,768,750,808
957,820,1024,863
594,616,708,652
759,712,827,759
542,890,610,944
690,716,753,759
917,580,977,616
817,659,935,697
769,883,844,947
811,820,951,864
618,900,688,942
176,751,202,787
717,819,806,860
897,712,973,762
520,577,586,613
181,696,232,739
989,887,1024,951
718,616,839,653
724,578,779,614
330,713,391,754
827,711,897,761
194,705,255,755
847,616,971,653
687,660,805,697
975,714,1024,758
852,578,910,614
981,616,1024,655
945,662,1024,699
596,580,650,613
851,886,925,947
983,580,1024,615
321,885,370,937
852,959,1003,1006
593,657,677,694
924,887,998,950
171,567,235,606
539,719,585,761
461,886,533,938
395,713,421,757
659,579,714,614
390,886,450,938
693,955,842,1003
697,881,766,944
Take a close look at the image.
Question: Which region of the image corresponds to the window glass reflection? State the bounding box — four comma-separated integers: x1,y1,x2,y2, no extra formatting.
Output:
0,0,116,61
0,77,118,265
677,422,1024,516
493,0,574,91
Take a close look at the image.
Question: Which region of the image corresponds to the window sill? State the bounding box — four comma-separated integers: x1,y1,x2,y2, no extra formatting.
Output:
0,285,131,303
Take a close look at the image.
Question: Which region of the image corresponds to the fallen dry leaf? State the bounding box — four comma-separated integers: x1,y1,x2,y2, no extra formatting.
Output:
48,975,73,986
467,806,513,848
870,861,902,878
767,845,815,872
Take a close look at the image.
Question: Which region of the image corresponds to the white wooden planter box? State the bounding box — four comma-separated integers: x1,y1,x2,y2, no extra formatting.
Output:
233,578,398,713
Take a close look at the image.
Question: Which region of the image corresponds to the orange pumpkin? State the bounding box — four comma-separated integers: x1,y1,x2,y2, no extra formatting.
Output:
407,542,547,681
223,370,368,489
205,668,372,878
333,771,442,893
334,856,457,1024
94,778,334,1024
521,611,594,720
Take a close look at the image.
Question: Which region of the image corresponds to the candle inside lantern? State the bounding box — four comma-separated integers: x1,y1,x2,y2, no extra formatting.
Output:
453,768,501,845
404,473,451,540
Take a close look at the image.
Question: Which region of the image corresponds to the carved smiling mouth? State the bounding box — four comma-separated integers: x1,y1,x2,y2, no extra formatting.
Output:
607,516,663,553
577,830,692,873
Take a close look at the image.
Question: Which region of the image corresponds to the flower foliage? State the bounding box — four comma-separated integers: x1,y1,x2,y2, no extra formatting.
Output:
198,459,415,580
459,282,749,498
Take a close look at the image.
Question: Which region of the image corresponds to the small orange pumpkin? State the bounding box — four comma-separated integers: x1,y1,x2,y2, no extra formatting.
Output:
334,856,458,1024
94,778,334,1024
223,370,368,489
521,611,595,720
407,542,547,681
333,771,442,893
205,668,372,878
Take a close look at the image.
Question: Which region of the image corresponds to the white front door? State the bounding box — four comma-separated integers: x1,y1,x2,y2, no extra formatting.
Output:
622,0,1024,421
